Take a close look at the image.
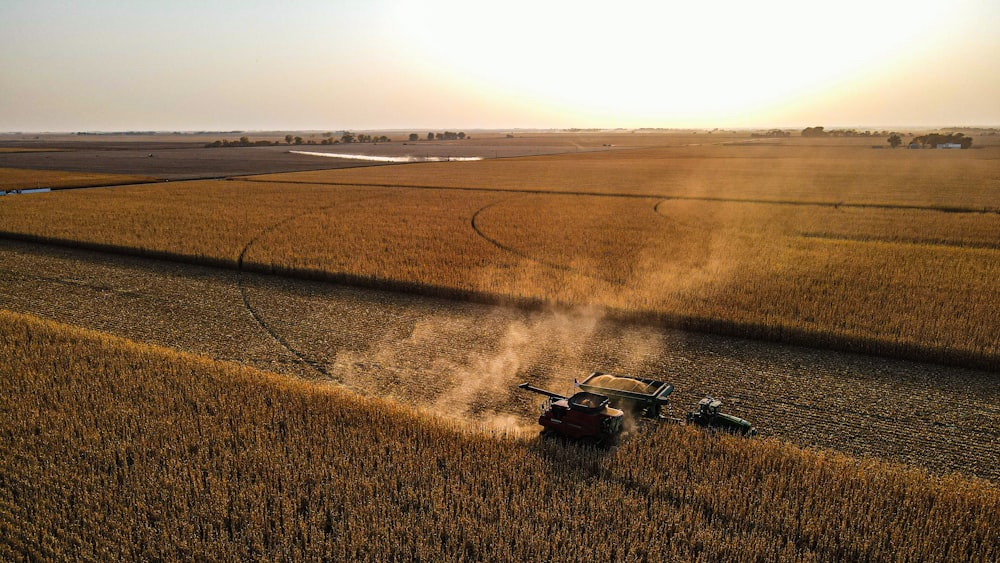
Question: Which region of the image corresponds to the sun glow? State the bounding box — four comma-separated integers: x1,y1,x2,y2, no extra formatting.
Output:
392,1,966,126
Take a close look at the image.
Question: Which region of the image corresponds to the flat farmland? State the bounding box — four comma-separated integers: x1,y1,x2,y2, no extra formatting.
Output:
255,142,1000,209
0,167,155,192
0,140,997,369
0,132,623,181
0,239,997,483
0,146,390,181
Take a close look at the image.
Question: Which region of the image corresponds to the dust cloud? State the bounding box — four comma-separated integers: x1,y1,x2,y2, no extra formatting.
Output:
328,301,668,437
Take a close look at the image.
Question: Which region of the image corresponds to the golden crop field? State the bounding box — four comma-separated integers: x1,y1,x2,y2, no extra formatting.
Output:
254,143,1000,210
3,239,997,482
0,167,155,192
0,141,996,368
1,310,996,561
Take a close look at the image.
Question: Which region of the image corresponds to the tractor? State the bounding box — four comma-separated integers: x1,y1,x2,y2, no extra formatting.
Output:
686,397,757,436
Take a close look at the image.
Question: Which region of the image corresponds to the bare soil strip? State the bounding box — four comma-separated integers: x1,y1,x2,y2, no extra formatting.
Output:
1,238,996,482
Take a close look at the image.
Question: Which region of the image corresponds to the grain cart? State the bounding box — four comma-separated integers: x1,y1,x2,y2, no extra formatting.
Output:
577,371,675,420
686,397,757,436
517,383,624,446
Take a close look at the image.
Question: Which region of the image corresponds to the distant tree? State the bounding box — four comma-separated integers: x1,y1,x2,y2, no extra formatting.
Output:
911,132,972,149
293,136,303,145
409,133,419,142
801,126,827,137
458,132,466,140
284,134,294,145
887,133,902,149
239,136,250,145
435,132,444,140
341,132,355,144
427,132,434,141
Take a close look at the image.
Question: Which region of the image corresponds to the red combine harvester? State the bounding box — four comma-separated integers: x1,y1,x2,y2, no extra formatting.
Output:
520,372,756,443
517,383,624,446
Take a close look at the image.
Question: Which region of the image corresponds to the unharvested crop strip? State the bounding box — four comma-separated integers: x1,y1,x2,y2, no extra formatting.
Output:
470,197,621,285
243,177,999,215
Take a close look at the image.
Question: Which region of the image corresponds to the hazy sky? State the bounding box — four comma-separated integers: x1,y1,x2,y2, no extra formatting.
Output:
2,1,997,132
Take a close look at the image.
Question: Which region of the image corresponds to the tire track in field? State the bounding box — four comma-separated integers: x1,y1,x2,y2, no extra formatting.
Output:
236,192,394,381
470,196,621,286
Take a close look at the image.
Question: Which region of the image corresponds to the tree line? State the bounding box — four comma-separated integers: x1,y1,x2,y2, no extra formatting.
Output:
909,132,973,149
802,126,973,149
801,126,900,138
205,132,393,148
409,131,468,141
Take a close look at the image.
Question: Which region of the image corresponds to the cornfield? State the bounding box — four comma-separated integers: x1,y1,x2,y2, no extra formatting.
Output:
1,310,996,561
0,141,997,368
0,167,154,192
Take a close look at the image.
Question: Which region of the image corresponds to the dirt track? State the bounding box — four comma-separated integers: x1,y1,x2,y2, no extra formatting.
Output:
1,238,997,482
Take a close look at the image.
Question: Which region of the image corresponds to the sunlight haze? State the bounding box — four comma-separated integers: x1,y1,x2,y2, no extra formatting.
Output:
1,0,997,131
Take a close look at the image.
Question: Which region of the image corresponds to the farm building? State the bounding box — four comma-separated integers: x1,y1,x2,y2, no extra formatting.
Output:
936,143,962,149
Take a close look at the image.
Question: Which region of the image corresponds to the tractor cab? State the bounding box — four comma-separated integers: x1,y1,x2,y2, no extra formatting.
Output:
698,397,722,418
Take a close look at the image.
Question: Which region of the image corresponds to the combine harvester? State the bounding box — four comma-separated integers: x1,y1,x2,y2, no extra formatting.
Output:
516,383,624,447
519,371,756,445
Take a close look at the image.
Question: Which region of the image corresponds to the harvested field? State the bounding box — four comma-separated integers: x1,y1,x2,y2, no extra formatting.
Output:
0,146,390,181
1,239,997,482
0,133,611,181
